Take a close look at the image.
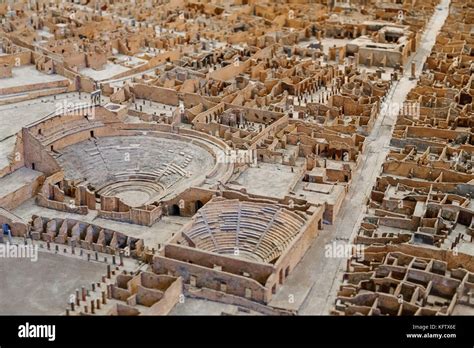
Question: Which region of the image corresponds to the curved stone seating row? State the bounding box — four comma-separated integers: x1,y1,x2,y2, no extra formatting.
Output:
113,171,161,182
98,180,164,199
56,136,212,189
180,199,306,263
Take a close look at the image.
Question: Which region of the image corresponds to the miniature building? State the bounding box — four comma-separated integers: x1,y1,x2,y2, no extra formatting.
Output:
0,0,471,319
154,196,324,304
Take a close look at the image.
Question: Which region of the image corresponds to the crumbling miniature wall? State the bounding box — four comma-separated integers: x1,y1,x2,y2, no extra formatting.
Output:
0,207,28,237
0,171,44,210
131,84,179,106
29,215,145,258
333,244,474,316
98,198,163,227
104,272,182,315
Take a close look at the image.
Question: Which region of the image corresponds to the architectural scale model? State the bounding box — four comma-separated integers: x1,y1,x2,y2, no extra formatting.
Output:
0,0,473,317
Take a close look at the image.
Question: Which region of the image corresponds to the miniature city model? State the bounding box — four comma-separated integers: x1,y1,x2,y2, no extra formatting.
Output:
0,0,473,317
